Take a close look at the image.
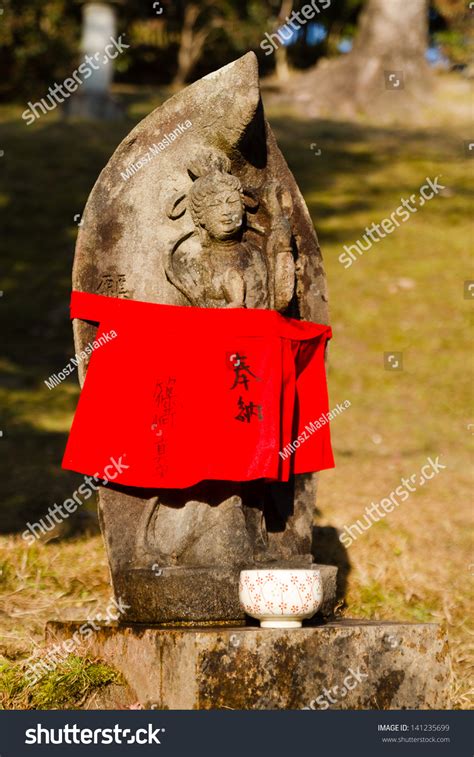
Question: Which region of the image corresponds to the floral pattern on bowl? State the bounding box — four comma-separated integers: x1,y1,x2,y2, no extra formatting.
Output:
239,569,323,628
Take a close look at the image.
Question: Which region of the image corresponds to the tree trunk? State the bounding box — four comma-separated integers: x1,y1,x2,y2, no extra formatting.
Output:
172,4,208,87
274,0,294,83
297,0,433,120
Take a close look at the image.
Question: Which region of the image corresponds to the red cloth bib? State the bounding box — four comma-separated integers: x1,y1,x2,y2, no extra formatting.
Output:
62,292,334,488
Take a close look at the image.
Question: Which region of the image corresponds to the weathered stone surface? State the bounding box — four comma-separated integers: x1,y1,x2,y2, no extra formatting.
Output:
83,681,137,711
114,563,337,624
46,620,450,710
72,51,332,621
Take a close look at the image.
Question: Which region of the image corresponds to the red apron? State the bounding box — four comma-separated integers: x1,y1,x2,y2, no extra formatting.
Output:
62,291,334,488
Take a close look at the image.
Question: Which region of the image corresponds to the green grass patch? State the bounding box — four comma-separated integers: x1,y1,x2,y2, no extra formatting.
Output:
0,654,123,710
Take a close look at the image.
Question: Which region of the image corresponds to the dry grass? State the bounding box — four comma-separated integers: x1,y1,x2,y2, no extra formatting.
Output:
0,536,109,661
318,456,473,709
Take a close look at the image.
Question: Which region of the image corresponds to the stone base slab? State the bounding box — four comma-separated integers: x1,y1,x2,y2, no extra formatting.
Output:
114,563,338,623
46,619,450,710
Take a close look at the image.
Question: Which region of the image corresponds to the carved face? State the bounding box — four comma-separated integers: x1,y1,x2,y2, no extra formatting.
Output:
201,188,244,241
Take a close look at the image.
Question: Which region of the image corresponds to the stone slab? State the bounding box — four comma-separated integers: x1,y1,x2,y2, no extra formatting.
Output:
114,563,338,624
46,619,450,710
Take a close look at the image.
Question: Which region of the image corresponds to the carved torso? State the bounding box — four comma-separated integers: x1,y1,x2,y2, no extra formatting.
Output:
165,158,296,313
170,239,270,309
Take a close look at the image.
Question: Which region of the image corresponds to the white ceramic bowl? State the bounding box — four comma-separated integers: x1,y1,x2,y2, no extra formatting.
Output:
239,569,323,628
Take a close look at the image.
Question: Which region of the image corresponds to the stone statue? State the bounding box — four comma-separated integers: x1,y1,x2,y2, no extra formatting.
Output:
164,152,295,312
72,53,330,623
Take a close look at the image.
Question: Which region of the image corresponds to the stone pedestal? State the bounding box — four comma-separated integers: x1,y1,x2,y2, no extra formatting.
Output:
46,619,450,710
115,563,338,624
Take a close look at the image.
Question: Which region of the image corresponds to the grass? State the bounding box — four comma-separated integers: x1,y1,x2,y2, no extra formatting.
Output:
0,73,472,709
0,653,123,710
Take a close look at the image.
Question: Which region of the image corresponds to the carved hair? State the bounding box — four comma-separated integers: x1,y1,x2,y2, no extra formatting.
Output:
166,148,257,223
189,171,244,228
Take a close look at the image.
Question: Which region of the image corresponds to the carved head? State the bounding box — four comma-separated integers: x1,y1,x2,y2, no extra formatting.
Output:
189,171,244,242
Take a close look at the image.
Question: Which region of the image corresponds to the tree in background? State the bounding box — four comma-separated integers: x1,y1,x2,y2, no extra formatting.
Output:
0,0,79,100
171,1,224,86
275,0,364,72
169,0,268,86
295,0,434,119
266,0,294,82
433,0,473,70
1,0,470,103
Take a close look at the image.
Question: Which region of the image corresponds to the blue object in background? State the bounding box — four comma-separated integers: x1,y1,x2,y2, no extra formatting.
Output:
338,38,353,53
307,23,327,45
426,45,450,67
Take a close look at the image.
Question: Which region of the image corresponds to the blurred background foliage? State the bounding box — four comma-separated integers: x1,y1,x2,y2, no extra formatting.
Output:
0,0,472,100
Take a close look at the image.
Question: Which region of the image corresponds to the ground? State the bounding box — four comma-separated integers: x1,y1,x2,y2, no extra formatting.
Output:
0,73,472,709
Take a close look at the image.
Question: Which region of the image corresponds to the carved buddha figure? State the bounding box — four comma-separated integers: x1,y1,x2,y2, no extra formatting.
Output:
166,164,296,312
